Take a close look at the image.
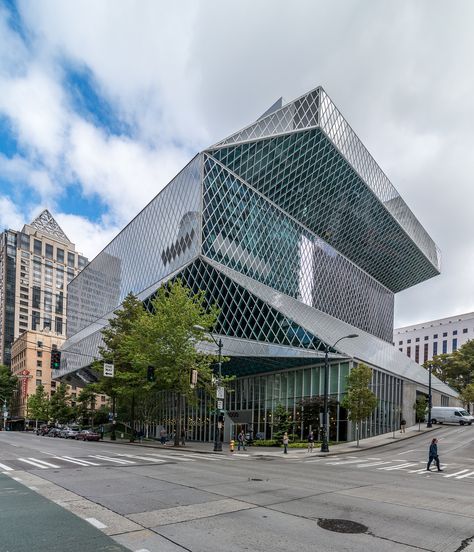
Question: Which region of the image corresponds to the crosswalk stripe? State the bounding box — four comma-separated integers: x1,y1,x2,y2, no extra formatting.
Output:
455,470,474,480
443,469,469,478
357,461,391,468
125,452,193,462
89,455,135,465
18,458,49,469
121,454,166,463
171,452,221,461
377,463,417,471
27,457,60,468
327,459,370,466
62,456,101,466
54,456,98,467
0,462,13,471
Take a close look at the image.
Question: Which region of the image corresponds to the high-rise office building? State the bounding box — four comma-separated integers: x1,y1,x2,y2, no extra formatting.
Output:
0,209,88,365
56,87,457,441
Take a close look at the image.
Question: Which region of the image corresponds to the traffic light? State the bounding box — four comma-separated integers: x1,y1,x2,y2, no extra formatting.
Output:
50,349,61,370
146,365,155,382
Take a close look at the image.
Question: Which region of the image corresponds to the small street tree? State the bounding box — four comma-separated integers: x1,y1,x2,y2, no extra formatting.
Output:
340,363,378,447
460,383,474,413
119,280,221,447
27,384,50,428
75,387,97,427
272,403,292,442
0,365,17,403
413,395,427,430
49,383,72,424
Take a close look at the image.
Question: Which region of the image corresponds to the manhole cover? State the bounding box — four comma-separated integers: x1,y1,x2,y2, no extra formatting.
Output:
317,519,368,534
250,478,263,481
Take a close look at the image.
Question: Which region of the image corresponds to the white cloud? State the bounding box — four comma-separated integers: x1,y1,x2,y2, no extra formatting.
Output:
0,196,26,231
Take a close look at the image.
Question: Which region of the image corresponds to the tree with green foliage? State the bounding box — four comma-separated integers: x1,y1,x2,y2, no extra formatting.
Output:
75,387,97,427
424,340,474,393
272,403,292,442
0,365,17,403
27,384,50,428
340,363,378,447
49,383,73,424
460,383,474,412
118,280,221,446
413,395,427,430
93,292,147,441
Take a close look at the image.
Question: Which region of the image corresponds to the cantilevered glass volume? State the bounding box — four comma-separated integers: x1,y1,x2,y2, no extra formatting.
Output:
57,86,455,442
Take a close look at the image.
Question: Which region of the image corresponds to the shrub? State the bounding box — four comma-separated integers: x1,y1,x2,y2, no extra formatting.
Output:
252,439,279,447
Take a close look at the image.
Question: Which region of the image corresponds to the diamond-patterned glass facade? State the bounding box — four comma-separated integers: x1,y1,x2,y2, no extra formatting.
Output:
201,155,393,341
58,86,452,438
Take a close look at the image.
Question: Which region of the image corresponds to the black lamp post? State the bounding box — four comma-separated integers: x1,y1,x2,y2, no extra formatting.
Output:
427,363,433,428
194,325,223,452
321,334,358,453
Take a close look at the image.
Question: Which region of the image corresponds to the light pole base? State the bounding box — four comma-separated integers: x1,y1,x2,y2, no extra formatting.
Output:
426,423,432,428
320,443,329,453
213,442,222,452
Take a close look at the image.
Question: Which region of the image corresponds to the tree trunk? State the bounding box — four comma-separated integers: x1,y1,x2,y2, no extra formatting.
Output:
356,422,360,447
174,393,181,447
130,393,136,442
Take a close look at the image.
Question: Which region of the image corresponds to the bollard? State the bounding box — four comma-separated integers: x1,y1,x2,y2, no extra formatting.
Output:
230,439,235,453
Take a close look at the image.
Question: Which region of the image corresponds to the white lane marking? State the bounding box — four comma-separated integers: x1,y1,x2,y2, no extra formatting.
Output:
40,451,59,456
5,443,19,447
89,455,136,465
326,459,370,466
397,449,417,455
135,549,151,552
0,462,13,471
18,458,48,469
357,461,392,468
455,470,474,480
62,456,100,466
27,457,61,468
377,463,418,471
443,469,469,478
85,517,107,529
366,457,382,460
53,456,97,467
409,468,430,473
171,452,221,461
122,452,193,462
304,459,323,463
121,454,166,463
27,486,39,491
230,453,250,458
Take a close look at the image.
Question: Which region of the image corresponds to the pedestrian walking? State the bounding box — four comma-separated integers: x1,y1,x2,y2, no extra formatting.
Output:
400,418,406,434
427,438,443,472
180,428,186,446
283,432,289,454
307,430,314,452
237,430,246,451
159,428,166,445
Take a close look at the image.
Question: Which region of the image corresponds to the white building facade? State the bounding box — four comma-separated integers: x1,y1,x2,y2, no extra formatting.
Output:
394,312,474,365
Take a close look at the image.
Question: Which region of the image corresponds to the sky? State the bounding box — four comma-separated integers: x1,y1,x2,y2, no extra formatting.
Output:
0,0,473,329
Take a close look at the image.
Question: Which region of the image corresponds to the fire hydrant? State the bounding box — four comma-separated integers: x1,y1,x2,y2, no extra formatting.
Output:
230,440,235,453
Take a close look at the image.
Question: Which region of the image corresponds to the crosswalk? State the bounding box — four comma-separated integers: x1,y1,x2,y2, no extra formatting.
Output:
302,455,474,481
0,450,250,473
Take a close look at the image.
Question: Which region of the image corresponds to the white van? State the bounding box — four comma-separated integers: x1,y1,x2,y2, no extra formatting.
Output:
430,407,473,426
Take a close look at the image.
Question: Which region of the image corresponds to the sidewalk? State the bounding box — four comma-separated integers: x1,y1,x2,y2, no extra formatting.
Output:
103,424,440,457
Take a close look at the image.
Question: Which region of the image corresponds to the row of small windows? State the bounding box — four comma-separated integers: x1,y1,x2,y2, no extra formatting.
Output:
18,234,87,268
398,328,468,345
399,338,459,362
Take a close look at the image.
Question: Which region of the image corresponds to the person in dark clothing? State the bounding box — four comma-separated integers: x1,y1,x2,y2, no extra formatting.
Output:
427,438,443,471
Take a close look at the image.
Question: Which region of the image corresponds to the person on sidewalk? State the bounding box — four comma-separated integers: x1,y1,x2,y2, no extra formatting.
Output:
283,432,289,454
237,430,246,451
400,418,406,433
307,430,314,452
427,438,443,472
159,428,166,445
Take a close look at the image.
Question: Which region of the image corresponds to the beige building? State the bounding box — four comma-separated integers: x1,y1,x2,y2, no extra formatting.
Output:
0,209,88,365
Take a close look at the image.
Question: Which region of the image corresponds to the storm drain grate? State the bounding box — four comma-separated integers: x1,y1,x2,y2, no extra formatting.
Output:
317,519,368,534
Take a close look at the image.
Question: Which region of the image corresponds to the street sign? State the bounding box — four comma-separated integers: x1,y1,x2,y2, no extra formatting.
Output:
217,400,223,409
103,363,114,377
216,386,225,399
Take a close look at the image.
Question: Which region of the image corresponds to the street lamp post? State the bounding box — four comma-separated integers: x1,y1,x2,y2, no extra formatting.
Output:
427,363,433,428
321,334,358,453
1,395,8,431
193,326,224,452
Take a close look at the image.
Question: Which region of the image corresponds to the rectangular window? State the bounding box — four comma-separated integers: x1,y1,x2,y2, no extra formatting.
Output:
55,317,63,334
34,239,42,255
407,346,411,358
36,370,42,377
20,233,30,250
56,292,63,314
67,267,74,283
442,340,448,354
424,343,429,363
407,339,411,344
453,330,458,336
443,332,447,337
433,333,438,339
415,337,420,342
463,328,468,334
56,248,64,264
43,316,51,331
44,290,53,312
32,312,40,331
67,252,75,267
32,286,41,309
78,255,87,268
37,360,42,367
45,244,53,259
56,266,64,289
37,351,42,357
433,342,438,356
37,340,43,348
399,348,403,352
398,340,403,345
453,338,458,351
415,345,420,363
36,379,42,386
424,336,429,341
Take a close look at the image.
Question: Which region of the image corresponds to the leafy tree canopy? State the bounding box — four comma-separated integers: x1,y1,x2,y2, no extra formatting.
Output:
27,384,50,422
340,363,378,424
424,340,474,392
0,365,17,403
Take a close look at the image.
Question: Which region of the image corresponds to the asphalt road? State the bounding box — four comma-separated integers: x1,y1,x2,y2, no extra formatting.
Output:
1,426,474,552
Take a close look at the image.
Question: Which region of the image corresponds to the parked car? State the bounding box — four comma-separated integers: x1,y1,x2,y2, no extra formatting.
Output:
60,428,79,439
46,428,61,438
76,429,101,441
36,425,52,436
